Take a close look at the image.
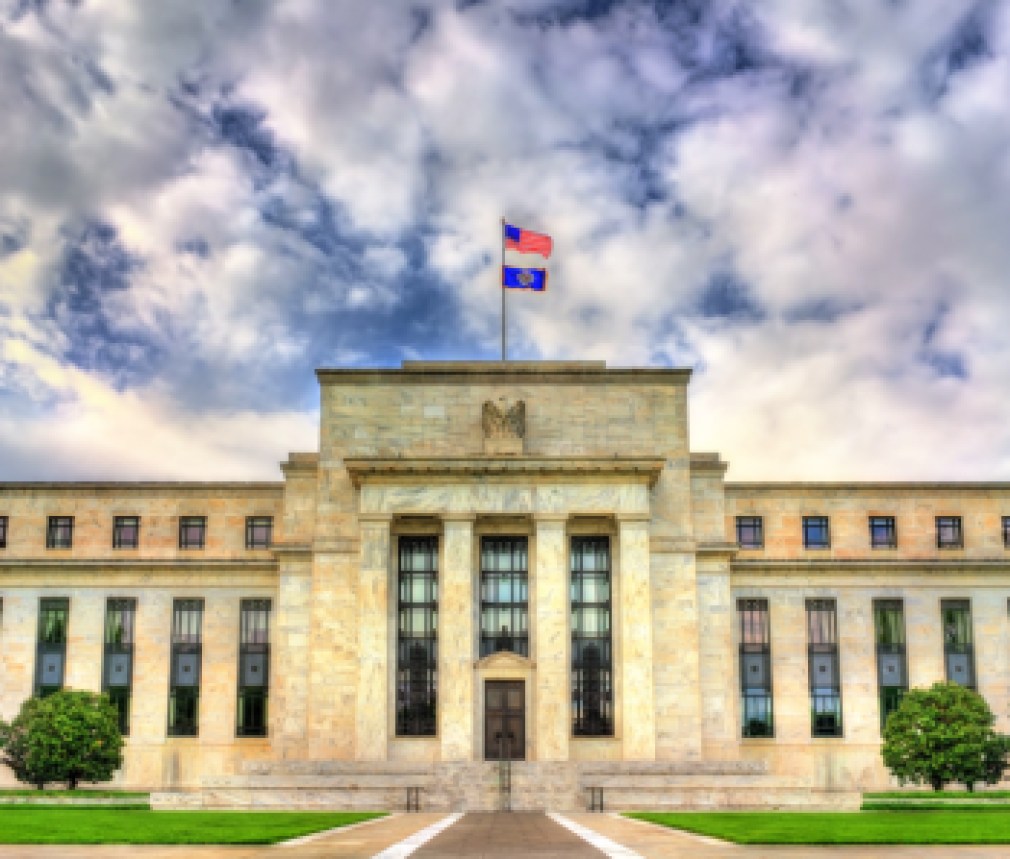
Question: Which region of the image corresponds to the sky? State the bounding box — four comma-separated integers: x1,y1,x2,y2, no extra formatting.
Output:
2,0,1010,482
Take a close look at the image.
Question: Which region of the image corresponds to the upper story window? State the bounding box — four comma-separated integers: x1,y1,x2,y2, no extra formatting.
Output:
245,516,273,549
869,516,897,549
1002,516,1009,549
736,516,763,549
936,516,963,549
802,516,830,549
113,516,140,549
0,515,7,549
179,516,206,550
46,516,73,549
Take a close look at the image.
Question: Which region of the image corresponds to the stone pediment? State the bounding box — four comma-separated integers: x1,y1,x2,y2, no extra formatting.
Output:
474,650,535,671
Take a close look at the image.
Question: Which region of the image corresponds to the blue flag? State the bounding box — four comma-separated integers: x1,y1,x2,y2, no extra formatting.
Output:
502,265,547,291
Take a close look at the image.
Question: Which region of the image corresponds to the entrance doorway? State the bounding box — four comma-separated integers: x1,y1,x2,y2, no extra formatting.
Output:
484,680,525,761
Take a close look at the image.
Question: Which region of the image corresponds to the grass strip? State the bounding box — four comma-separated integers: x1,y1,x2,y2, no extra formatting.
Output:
864,790,1010,800
627,810,1010,844
0,790,149,798
862,802,1010,811
0,808,384,844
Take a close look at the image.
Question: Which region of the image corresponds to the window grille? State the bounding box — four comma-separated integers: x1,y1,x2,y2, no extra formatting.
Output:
479,537,528,658
245,517,273,549
571,537,613,737
396,537,437,736
113,516,140,549
178,517,206,549
873,599,907,731
237,599,271,736
806,598,842,737
738,598,773,737
104,598,136,734
803,516,830,549
936,516,963,549
46,516,73,549
869,516,897,549
36,597,69,697
168,598,203,736
941,599,974,688
736,516,763,549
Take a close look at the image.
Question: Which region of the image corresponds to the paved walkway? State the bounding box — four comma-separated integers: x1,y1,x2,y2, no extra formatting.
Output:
3,813,1010,858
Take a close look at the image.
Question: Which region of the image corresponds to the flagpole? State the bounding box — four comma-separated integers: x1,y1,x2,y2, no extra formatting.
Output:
501,217,507,361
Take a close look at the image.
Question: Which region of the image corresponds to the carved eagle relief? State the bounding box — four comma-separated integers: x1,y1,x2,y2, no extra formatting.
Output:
482,398,526,440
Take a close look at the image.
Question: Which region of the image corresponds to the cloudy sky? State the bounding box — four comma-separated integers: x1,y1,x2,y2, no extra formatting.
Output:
2,0,1009,482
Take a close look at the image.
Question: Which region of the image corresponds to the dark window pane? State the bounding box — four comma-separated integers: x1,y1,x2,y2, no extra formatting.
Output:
396,537,437,737
179,517,206,549
803,516,830,549
480,537,528,658
869,516,897,549
806,598,841,737
113,516,140,549
245,517,273,549
46,516,73,549
736,516,763,549
936,516,963,549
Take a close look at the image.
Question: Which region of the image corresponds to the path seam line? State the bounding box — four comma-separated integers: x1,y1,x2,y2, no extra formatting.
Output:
549,812,644,858
370,812,464,858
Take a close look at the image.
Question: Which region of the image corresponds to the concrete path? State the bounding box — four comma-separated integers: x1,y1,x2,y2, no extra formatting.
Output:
3,812,1010,858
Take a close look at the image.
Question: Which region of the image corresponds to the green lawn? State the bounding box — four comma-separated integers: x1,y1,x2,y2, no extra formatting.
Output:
0,807,384,844
627,810,1010,844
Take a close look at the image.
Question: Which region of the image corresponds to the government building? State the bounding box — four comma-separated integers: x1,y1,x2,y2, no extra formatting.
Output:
1,361,1008,810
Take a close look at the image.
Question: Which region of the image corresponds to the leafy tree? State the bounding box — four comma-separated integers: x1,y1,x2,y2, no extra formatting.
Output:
0,690,123,789
882,681,1010,791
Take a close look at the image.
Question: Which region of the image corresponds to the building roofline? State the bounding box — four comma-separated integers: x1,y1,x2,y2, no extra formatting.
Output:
726,481,1010,491
0,481,284,491
316,361,692,384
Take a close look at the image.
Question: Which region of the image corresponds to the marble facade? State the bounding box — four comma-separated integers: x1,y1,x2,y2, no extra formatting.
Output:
1,360,1009,806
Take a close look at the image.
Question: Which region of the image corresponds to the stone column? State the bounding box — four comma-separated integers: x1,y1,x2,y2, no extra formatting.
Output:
439,515,475,760
535,515,569,761
356,515,391,760
619,515,656,760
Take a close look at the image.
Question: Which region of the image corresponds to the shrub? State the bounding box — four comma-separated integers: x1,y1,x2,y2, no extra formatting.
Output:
0,690,124,790
882,682,1010,792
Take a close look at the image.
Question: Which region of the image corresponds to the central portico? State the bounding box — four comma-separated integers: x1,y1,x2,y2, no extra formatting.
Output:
268,360,705,772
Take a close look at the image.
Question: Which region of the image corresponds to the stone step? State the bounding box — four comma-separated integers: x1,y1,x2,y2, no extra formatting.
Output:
577,773,809,789
241,760,432,776
579,760,767,776
204,773,436,790
582,786,861,811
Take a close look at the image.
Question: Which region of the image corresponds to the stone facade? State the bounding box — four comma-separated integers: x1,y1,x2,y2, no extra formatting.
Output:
1,360,1009,809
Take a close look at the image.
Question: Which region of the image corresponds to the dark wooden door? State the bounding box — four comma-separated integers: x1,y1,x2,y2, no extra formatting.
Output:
484,680,525,760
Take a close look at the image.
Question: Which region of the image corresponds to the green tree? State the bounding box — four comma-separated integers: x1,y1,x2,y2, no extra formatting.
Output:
882,681,1010,791
0,690,124,789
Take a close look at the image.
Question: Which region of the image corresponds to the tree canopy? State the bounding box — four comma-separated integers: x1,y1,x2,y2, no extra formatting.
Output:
0,690,124,789
882,682,1010,791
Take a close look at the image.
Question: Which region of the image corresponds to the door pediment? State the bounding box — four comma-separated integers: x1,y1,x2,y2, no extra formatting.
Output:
475,650,535,672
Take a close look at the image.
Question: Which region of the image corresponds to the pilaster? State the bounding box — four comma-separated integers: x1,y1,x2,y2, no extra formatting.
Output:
534,515,568,761
618,515,656,759
439,515,475,760
356,515,390,760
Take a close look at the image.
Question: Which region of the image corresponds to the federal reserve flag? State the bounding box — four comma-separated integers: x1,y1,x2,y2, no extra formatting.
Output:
502,265,547,291
504,223,553,258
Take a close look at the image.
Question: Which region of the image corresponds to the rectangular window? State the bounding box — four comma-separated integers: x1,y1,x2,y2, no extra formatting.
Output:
869,516,897,549
807,598,842,737
736,516,763,549
1004,516,1010,548
36,597,69,697
178,516,206,550
803,516,830,549
0,515,7,549
103,598,136,734
479,537,528,658
941,599,974,688
245,516,273,549
168,598,203,736
46,516,73,549
738,598,773,737
571,537,613,737
112,516,140,549
936,516,963,549
237,599,271,737
396,537,438,737
873,599,907,731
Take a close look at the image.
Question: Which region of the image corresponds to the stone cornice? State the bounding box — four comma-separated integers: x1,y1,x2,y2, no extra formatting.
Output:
0,558,277,571
726,481,1010,492
317,362,691,386
0,482,283,493
732,558,1010,573
343,456,665,488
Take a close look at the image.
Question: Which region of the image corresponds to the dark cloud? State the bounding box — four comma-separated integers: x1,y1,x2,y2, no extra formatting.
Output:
698,271,765,322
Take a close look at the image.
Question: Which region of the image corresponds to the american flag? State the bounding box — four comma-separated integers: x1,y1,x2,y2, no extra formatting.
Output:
504,223,552,258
